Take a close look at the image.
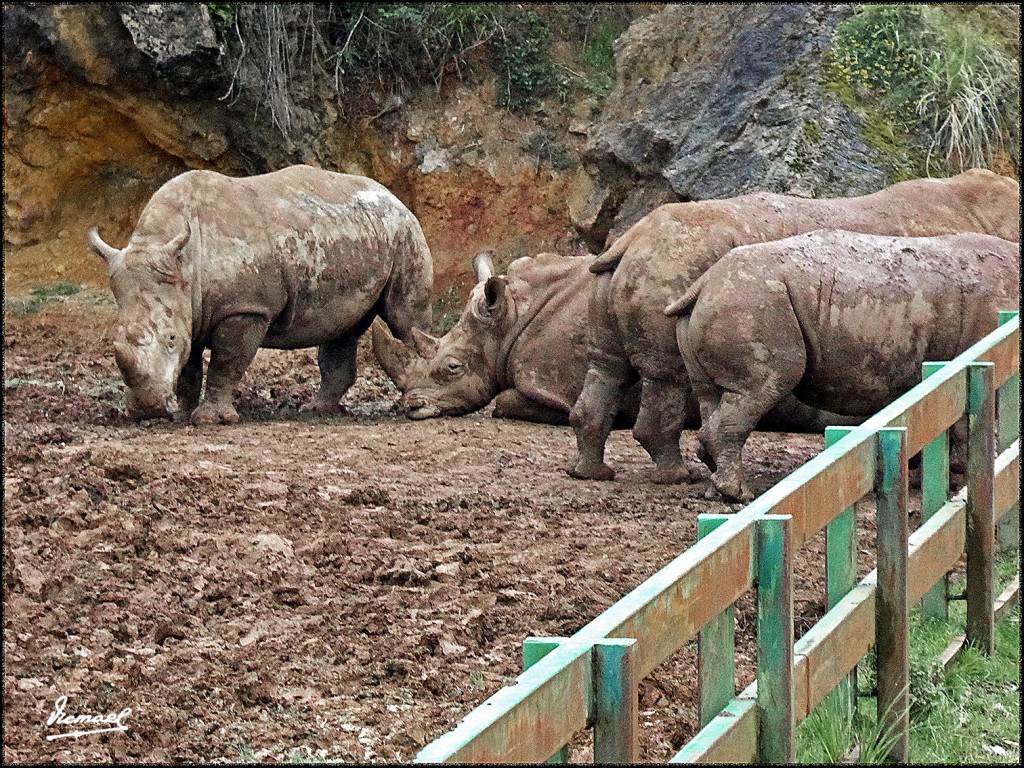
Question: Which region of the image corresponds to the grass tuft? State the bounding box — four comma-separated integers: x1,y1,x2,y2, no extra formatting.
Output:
828,4,1019,174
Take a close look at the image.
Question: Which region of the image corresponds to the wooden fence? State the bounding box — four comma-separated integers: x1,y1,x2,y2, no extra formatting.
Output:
415,311,1020,764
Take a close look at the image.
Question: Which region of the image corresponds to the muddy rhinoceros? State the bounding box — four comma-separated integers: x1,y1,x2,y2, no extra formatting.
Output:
371,250,857,434
372,250,639,425
665,229,1021,501
89,164,433,424
568,168,1020,483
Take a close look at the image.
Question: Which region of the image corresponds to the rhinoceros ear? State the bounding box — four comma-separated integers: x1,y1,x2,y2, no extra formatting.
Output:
371,317,414,390
149,224,193,284
167,223,191,256
478,276,511,323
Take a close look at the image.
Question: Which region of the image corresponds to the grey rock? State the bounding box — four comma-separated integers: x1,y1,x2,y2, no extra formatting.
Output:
117,3,223,95
572,3,890,247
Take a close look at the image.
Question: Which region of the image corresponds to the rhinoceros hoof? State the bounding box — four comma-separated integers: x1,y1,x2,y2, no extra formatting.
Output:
190,403,240,426
299,399,345,415
711,474,753,503
567,461,616,481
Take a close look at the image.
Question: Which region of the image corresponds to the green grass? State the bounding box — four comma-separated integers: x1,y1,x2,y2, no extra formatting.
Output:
798,552,1021,763
4,281,83,315
827,4,1019,174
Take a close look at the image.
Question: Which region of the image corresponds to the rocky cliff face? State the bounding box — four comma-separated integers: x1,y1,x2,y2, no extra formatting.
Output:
2,3,586,297
3,4,241,289
568,3,892,250
3,3,1017,300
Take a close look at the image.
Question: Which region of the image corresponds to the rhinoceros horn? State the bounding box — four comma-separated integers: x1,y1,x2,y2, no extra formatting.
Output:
112,341,142,386
410,327,441,359
371,317,415,389
88,227,124,273
474,250,495,282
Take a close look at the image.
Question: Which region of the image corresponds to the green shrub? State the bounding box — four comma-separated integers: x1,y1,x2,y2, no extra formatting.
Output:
492,10,556,112
207,2,235,34
829,4,1019,173
30,281,80,299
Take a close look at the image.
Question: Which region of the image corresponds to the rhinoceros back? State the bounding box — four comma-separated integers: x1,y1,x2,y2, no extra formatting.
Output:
160,166,433,348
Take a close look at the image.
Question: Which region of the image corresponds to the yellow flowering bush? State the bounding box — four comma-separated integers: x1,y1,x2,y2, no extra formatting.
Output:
829,4,1019,171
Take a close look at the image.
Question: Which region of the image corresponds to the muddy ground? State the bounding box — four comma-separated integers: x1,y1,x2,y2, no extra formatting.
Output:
3,290,915,763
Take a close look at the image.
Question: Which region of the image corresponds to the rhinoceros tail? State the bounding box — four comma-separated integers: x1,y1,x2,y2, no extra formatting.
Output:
589,229,634,274
664,272,708,317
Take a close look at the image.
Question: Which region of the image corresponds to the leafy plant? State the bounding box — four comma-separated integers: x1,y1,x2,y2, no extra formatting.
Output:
207,2,235,33
31,281,80,299
492,10,556,112
797,691,855,763
852,689,908,764
6,282,82,315
580,19,620,79
828,4,1020,173
523,128,577,171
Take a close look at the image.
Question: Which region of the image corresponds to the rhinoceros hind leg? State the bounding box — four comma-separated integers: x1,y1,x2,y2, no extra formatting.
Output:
702,372,804,502
633,377,696,484
302,332,361,414
192,314,268,425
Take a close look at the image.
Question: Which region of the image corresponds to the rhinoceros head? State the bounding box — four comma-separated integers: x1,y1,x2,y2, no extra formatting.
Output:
89,225,193,420
373,252,517,419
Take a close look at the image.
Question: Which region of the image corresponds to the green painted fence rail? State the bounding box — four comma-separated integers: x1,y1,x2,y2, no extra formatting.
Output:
415,312,1019,764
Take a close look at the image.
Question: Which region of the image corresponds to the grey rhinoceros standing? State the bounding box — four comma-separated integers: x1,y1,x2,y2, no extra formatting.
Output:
568,169,1020,483
89,164,434,425
666,229,1021,501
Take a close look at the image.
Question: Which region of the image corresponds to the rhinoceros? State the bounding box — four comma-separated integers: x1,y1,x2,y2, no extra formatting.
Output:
666,229,1020,501
568,169,1020,483
88,164,434,424
371,250,858,435
372,250,640,425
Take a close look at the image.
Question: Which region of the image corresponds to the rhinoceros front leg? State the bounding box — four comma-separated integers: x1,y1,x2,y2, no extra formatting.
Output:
300,333,360,414
493,389,571,425
191,314,269,426
568,275,631,481
568,362,630,480
173,346,205,420
632,376,697,484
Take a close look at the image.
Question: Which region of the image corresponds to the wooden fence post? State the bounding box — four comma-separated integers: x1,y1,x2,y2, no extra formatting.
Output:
523,638,570,763
592,639,638,763
996,311,1020,553
875,427,909,763
755,514,794,764
696,514,735,729
823,427,859,721
966,362,995,654
525,637,639,763
920,362,951,620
